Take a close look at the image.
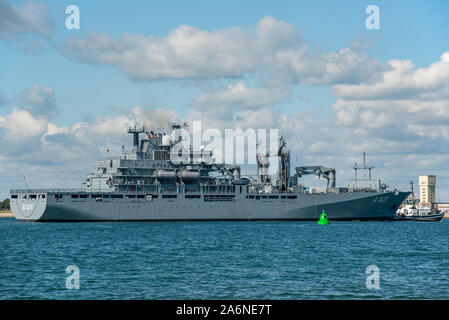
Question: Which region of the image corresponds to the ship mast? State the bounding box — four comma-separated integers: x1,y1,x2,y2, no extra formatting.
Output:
353,152,375,181
127,125,145,149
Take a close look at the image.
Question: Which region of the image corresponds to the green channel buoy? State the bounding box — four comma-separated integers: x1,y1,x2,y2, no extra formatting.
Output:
318,210,329,225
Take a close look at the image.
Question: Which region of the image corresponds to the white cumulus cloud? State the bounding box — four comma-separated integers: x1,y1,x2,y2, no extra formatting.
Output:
332,51,449,156
60,16,382,85
0,0,53,39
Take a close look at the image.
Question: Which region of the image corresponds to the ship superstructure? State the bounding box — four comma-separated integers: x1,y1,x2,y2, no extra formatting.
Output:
10,123,409,221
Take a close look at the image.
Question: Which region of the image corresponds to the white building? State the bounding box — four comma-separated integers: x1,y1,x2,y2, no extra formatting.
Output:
419,175,436,204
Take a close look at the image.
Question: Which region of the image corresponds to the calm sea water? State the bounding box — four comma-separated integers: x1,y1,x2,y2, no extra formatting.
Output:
1,217,448,300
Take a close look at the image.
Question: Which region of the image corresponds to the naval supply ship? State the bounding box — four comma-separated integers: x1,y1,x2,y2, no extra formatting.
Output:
10,123,409,222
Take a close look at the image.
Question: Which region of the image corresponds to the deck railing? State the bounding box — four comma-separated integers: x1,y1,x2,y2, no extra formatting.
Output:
10,189,82,194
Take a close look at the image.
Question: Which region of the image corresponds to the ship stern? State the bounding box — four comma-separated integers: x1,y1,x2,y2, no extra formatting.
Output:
10,190,47,222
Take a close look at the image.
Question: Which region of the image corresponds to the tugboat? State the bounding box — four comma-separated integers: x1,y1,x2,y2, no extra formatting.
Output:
395,205,444,222
395,180,444,222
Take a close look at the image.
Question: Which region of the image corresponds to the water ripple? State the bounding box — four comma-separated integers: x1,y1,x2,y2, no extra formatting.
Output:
0,218,448,299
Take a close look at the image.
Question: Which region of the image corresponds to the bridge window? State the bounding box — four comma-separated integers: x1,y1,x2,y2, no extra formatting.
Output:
185,195,201,199
71,194,79,199
204,195,234,202
55,194,63,199
11,195,18,199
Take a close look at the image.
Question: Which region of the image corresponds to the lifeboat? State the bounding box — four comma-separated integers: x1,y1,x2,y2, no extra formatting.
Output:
156,170,177,179
179,170,201,179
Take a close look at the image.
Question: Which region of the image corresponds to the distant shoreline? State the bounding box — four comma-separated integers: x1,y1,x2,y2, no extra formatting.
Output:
0,210,13,218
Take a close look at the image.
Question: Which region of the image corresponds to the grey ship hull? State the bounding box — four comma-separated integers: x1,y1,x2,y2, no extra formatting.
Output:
11,190,409,222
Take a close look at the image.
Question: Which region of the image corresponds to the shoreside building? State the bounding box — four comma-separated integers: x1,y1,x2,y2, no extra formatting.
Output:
419,175,436,204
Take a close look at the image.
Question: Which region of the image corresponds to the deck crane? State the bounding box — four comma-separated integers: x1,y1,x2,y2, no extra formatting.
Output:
295,166,336,188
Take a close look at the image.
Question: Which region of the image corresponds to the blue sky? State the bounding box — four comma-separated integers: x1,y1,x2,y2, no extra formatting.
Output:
1,0,449,200
2,0,449,123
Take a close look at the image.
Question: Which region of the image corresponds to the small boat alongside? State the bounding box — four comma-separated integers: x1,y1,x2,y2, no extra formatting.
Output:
394,180,444,222
394,206,444,222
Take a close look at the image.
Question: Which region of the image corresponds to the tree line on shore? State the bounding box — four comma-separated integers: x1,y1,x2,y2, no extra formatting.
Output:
0,199,10,210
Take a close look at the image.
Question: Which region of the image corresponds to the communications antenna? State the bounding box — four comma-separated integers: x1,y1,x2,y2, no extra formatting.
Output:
353,152,375,181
